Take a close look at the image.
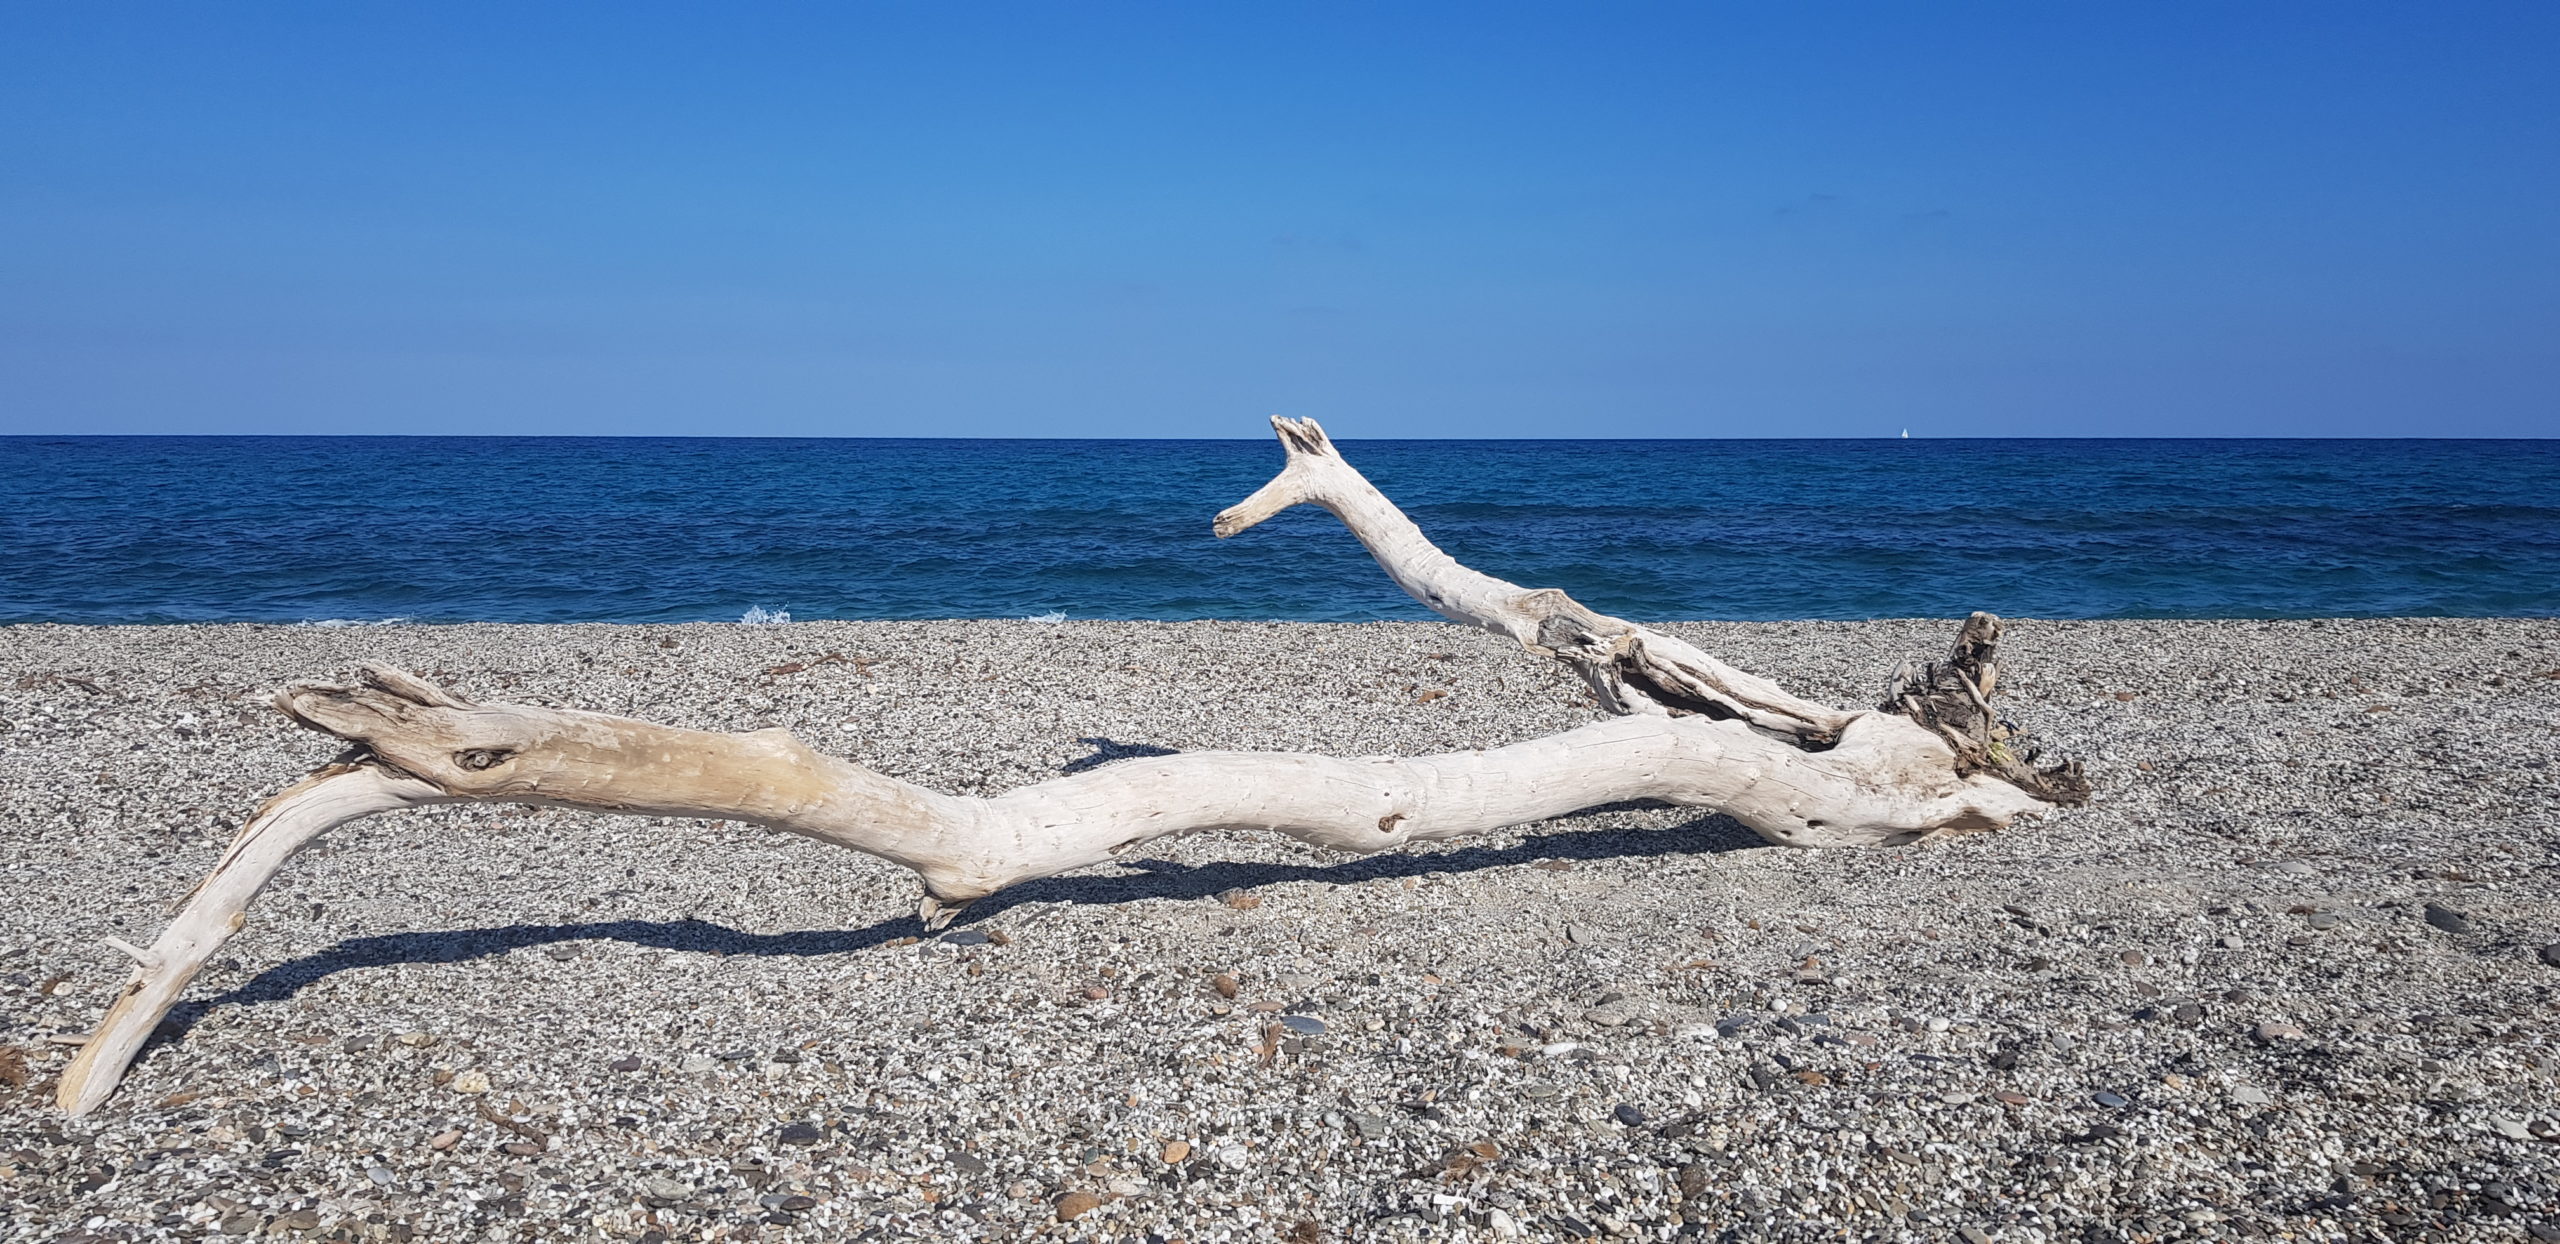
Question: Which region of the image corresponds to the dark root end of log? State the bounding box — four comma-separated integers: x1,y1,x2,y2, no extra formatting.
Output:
1887,612,2091,806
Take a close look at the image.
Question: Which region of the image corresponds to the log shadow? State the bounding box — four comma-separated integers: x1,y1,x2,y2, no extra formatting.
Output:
963,807,1767,920
143,811,1766,1057
1059,737,1182,774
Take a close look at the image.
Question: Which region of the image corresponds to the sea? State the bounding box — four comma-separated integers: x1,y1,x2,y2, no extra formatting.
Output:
1,437,2554,625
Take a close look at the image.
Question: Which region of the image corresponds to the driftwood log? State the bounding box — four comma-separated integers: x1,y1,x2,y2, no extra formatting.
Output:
58,417,2084,1116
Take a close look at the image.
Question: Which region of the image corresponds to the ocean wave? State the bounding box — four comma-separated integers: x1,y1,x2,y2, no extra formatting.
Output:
739,605,792,625
296,616,411,628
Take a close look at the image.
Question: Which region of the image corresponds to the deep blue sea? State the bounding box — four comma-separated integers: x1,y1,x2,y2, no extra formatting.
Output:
2,437,2554,624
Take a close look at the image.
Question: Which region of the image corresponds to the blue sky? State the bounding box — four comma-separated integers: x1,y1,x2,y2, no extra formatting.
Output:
2,3,2553,437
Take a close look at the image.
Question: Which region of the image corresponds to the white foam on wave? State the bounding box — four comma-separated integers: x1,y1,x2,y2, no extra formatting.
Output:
297,617,411,628
739,605,792,625
1024,611,1067,623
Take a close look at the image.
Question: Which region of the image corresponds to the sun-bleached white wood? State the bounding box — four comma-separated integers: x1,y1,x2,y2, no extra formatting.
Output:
58,419,2078,1116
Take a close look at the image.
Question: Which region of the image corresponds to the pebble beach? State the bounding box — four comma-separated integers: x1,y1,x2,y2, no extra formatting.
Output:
3,617,2556,1243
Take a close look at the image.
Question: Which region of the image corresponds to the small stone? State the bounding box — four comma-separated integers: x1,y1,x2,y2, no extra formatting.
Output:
2253,1021,2306,1043
1612,1103,1644,1127
271,1209,320,1233
2305,912,2340,930
1055,1191,1103,1220
777,1122,824,1146
1349,1111,1389,1139
448,1069,490,1095
1081,986,1110,1001
679,1054,717,1073
2232,1086,2272,1106
2119,950,2147,967
1960,1227,1993,1244
1161,1140,1191,1164
1565,923,1591,945
2538,943,2560,968
367,1166,394,1185
544,944,579,960
2424,903,2473,934
1925,1017,1951,1034
2171,1003,2204,1025
395,1031,436,1047
641,1176,690,1201
1279,1014,1326,1036
609,1055,642,1073
941,929,992,946
1211,974,1239,999
2093,1091,2129,1108
425,1129,461,1151
1220,889,1262,910
502,1140,542,1156
2274,860,2316,876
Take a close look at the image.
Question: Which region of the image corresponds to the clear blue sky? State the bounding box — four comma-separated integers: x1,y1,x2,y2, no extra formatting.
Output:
3,3,2553,438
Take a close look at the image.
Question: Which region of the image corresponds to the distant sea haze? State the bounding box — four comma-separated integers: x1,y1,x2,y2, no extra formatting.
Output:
2,437,2555,625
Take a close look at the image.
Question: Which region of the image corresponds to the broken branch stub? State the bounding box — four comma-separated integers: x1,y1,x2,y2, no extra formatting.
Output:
1214,416,1857,738
59,417,2083,1116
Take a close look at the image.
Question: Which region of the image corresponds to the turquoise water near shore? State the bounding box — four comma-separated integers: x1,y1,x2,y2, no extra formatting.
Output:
2,437,2553,624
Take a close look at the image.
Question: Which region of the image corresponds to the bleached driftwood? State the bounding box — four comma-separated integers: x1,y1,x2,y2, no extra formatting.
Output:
1218,417,2084,803
58,419,2083,1116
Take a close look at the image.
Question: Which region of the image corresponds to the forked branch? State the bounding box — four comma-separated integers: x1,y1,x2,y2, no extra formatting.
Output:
57,419,2083,1116
1216,416,2085,801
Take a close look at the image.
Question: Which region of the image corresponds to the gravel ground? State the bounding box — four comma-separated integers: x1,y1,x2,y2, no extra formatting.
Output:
2,617,2557,1244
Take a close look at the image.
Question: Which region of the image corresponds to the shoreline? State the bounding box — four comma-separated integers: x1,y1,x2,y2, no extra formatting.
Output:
4,617,2557,1239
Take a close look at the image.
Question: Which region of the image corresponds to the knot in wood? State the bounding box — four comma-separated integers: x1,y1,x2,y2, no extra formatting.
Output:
455,748,514,772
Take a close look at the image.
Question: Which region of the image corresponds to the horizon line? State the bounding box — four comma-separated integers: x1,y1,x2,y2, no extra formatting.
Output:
6,432,2556,443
